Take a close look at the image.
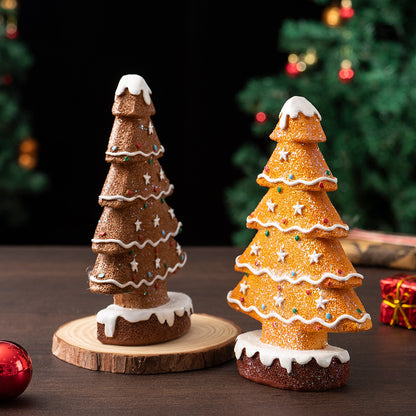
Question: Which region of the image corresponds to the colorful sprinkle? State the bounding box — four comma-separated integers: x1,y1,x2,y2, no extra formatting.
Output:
295,235,300,241
261,304,266,310
292,308,298,314
282,218,287,224
288,173,294,180
147,272,152,278
240,297,245,302
143,291,147,296
319,182,324,188
326,313,332,320
291,271,296,277
337,269,343,275
264,166,270,173
124,156,130,162
325,170,331,176
153,144,157,151
323,218,329,224
136,143,142,149
306,289,311,295
164,262,168,268
265,230,270,237
111,145,117,151
99,231,106,237
162,230,166,236
357,308,362,314
277,186,282,193
181,254,185,261
98,273,105,278
143,203,148,209
148,158,153,165
161,198,165,203
129,250,134,255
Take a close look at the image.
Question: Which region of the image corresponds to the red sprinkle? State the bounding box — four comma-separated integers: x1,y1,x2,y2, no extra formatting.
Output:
126,190,132,195
136,143,142,149
319,182,324,189
155,283,159,289
155,247,158,253
99,231,106,237
240,297,244,302
264,166,270,173
170,241,174,247
326,280,332,287
306,289,311,295
282,218,287,224
154,186,158,192
132,275,136,281
316,325,322,331
255,260,260,267
323,218,329,224
138,235,143,241
337,269,343,275
277,284,282,291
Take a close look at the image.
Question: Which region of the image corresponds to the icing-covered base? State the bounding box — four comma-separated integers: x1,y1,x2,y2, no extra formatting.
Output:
235,330,349,374
97,292,193,337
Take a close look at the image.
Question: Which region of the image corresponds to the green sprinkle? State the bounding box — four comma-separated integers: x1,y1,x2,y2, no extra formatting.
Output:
265,230,270,237
357,308,362,314
295,235,300,241
143,291,147,296
161,198,165,203
244,272,248,277
124,156,130,162
149,158,153,164
164,262,168,268
292,308,298,314
143,203,148,209
325,170,331,176
129,250,134,255
277,186,282,193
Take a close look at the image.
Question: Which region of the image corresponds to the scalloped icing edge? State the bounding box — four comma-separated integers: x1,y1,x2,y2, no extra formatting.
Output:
227,291,371,328
97,291,193,337
89,253,187,289
99,184,174,203
235,256,363,285
246,215,349,234
257,173,337,186
106,145,165,158
235,330,349,373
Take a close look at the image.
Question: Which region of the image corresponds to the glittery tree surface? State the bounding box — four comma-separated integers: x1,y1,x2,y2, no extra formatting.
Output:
227,97,372,351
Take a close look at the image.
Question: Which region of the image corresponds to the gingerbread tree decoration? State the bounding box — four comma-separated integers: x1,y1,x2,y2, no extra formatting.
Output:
89,74,192,346
227,96,372,391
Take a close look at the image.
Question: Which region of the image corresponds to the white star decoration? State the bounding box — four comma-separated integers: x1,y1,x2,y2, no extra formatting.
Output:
153,215,160,227
266,199,276,212
278,149,289,161
159,168,165,181
134,219,142,232
250,243,260,256
143,172,151,184
309,250,322,264
277,247,288,262
316,292,329,310
168,208,175,219
148,121,154,135
155,258,161,268
293,202,305,215
176,243,182,256
239,281,249,295
130,258,138,272
273,293,285,307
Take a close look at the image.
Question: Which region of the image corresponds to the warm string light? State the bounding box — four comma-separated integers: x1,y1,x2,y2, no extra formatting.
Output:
18,137,39,170
338,59,354,82
285,49,317,77
1,0,18,39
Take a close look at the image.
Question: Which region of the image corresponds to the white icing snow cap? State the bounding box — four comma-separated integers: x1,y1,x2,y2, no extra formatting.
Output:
279,96,321,129
115,74,152,105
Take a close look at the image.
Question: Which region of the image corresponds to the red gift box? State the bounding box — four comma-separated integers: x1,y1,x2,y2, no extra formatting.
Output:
380,273,416,329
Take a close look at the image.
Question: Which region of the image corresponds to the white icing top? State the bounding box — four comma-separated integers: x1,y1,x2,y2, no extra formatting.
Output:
227,291,371,328
234,330,350,373
97,291,193,337
279,96,321,129
115,74,152,105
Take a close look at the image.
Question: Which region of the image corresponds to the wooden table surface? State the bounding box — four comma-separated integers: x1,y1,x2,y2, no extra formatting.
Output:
0,246,414,416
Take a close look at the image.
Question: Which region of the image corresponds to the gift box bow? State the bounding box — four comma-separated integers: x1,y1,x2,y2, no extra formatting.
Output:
382,275,416,329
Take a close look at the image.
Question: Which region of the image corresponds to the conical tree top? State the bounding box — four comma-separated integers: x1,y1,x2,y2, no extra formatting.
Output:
112,74,156,117
270,96,325,143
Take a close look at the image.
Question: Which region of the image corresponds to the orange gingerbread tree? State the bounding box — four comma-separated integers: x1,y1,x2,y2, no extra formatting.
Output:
227,96,371,391
89,74,192,346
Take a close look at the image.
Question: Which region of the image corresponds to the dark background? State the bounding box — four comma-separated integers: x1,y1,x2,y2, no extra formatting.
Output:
17,1,321,245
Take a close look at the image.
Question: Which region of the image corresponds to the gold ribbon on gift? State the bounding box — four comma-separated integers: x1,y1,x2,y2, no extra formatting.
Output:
383,276,416,329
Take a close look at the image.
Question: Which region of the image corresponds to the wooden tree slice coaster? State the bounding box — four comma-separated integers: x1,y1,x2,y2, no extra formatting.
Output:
52,313,241,374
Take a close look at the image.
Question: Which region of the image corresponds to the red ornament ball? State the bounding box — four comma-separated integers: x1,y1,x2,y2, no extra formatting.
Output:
255,111,267,123
0,341,32,400
340,6,354,19
339,67,355,83
285,62,300,77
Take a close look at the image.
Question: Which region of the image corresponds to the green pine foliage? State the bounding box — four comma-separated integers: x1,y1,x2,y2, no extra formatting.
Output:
0,5,47,227
227,0,416,245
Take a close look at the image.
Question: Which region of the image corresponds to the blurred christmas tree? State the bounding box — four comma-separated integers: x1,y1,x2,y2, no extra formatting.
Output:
0,0,47,228
227,0,416,245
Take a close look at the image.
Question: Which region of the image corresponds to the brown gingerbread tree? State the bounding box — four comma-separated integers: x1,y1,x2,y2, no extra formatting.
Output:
227,96,371,390
89,74,192,346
